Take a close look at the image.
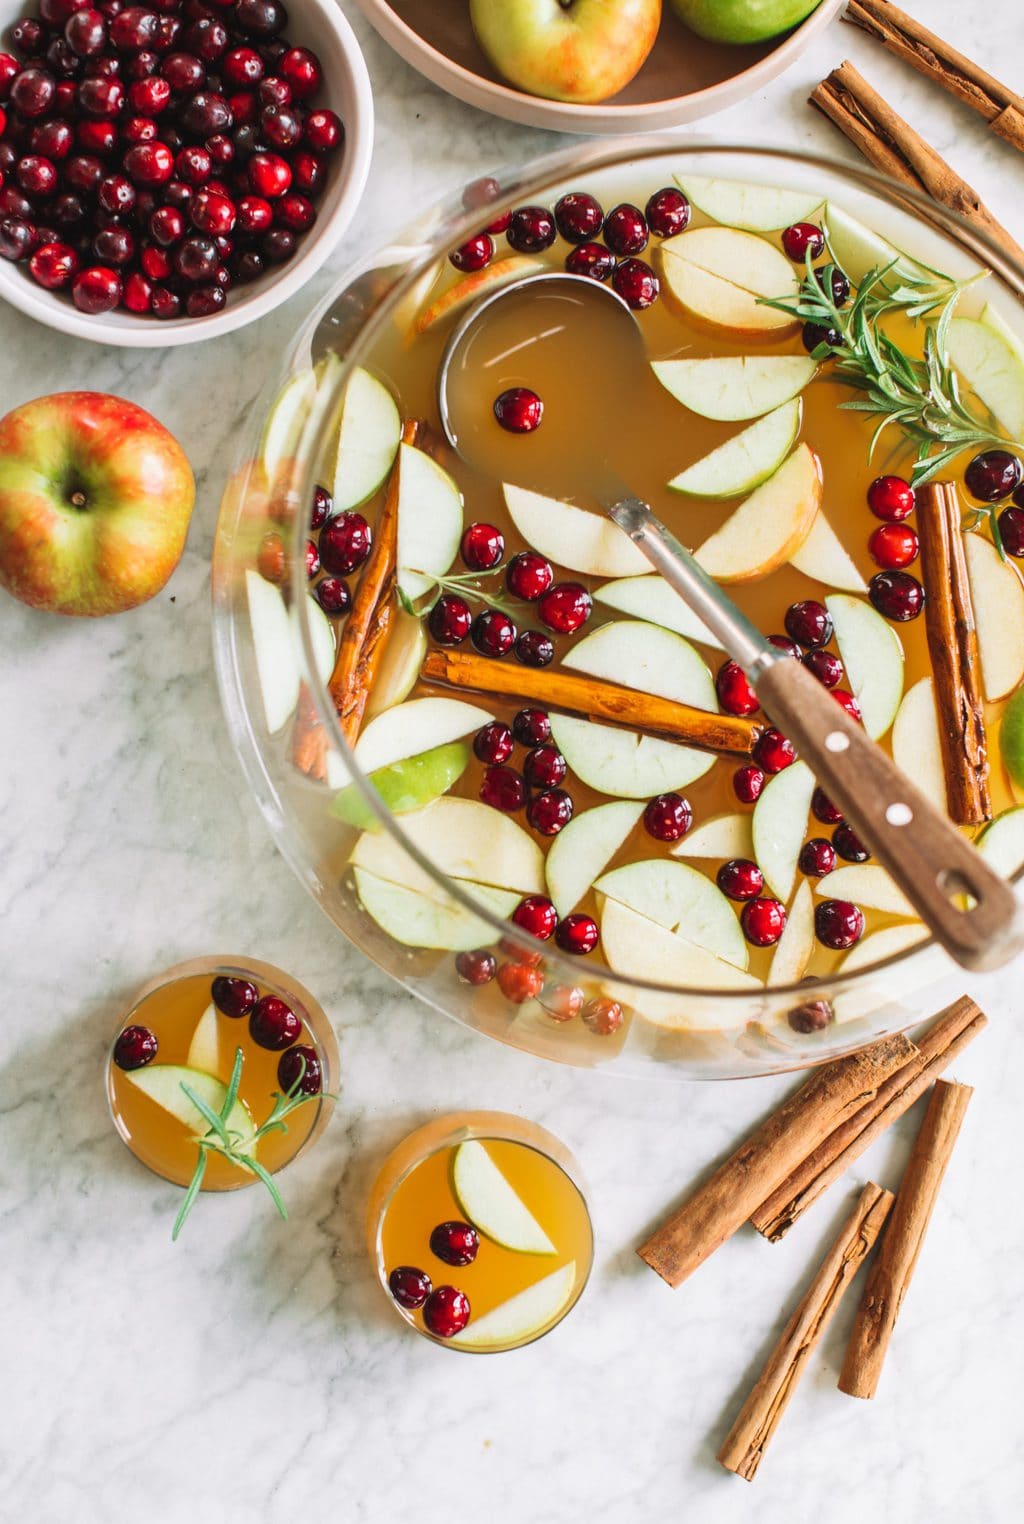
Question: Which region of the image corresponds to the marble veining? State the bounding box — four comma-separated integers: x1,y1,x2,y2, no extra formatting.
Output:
2,2,1023,1518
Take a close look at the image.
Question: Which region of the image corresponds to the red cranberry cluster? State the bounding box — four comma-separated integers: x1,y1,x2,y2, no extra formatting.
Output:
474,709,574,837
210,973,322,1091
388,1218,479,1339
450,178,691,314
458,942,622,1033
0,0,343,321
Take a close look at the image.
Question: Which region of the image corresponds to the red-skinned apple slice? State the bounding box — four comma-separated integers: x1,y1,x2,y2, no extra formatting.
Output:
693,444,822,583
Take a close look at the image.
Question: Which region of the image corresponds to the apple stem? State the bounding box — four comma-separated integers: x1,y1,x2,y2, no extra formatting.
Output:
69,490,87,510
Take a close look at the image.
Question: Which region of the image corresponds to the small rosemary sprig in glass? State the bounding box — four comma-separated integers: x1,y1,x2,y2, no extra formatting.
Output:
172,1047,327,1242
397,563,522,619
760,254,1021,488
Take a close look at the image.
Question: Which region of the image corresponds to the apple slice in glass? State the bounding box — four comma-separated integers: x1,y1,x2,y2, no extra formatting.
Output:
452,1139,556,1254
503,484,650,579
544,800,644,918
752,759,816,902
769,880,815,986
821,203,919,285
416,256,536,334
594,574,724,650
351,795,546,897
789,510,867,592
353,697,493,776
327,367,401,516
258,367,316,485
396,443,464,602
330,741,470,830
694,444,822,583
599,898,761,1028
365,613,428,720
450,1262,578,1351
892,678,945,808
671,811,753,860
826,593,904,739
651,354,817,422
562,619,717,711
658,226,799,337
125,1065,255,1144
946,314,1024,441
353,867,519,952
246,570,300,735
832,923,934,1025
815,864,914,916
976,806,1024,878
668,399,801,499
963,533,1024,701
548,713,714,799
596,858,749,969
186,1003,222,1077
672,173,823,232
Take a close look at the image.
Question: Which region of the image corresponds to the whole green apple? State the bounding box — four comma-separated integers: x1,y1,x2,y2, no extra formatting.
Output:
0,391,195,617
670,0,822,44
470,0,662,104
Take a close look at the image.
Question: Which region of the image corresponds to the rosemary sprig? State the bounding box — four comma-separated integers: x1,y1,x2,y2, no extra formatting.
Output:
760,253,1021,488
397,563,522,620
172,1047,328,1241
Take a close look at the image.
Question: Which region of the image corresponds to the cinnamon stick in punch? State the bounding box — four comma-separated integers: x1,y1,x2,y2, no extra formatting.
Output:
844,0,1024,153
718,1182,894,1481
810,61,1024,267
636,1032,917,1289
751,996,987,1241
839,1079,973,1399
915,483,991,826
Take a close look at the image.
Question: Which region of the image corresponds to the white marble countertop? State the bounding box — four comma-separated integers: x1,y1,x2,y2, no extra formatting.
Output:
3,3,1024,1519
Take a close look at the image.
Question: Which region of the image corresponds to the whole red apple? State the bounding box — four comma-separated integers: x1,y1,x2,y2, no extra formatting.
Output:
0,391,195,616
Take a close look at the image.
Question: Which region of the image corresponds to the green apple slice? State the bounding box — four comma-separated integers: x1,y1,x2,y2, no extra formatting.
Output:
297,595,336,687
672,811,753,860
892,678,945,806
826,594,904,739
365,612,426,720
668,400,801,498
769,881,815,987
599,898,761,1027
673,173,822,232
352,795,545,896
451,1139,556,1254
186,1004,221,1075
1000,684,1024,789
832,923,931,1025
597,859,748,969
815,864,914,917
694,444,822,583
353,697,493,776
652,355,817,422
503,484,649,579
330,741,470,830
946,314,1024,441
549,713,713,799
789,510,867,592
125,1065,255,1143
658,226,799,337
976,806,1024,877
822,203,919,285
545,800,643,919
353,867,518,951
396,443,464,601
259,367,316,483
563,619,717,711
328,366,401,514
964,532,1024,700
450,1262,577,1350
246,570,299,735
594,575,724,650
753,760,816,902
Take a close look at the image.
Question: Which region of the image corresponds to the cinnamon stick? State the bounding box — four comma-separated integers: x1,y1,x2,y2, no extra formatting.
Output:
916,483,991,825
291,681,328,781
810,61,1024,267
718,1182,894,1481
839,1079,973,1399
751,995,986,1240
636,1032,918,1289
844,0,1024,153
422,647,762,758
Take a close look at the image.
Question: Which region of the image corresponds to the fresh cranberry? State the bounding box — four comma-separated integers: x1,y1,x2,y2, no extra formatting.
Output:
181,89,231,136
235,0,288,39
124,141,174,185
741,897,787,946
11,18,46,57
612,256,658,310
799,837,836,877
113,1023,159,1070
122,115,158,144
315,577,349,616
190,186,235,233
290,148,322,195
869,569,924,621
645,186,690,238
965,449,1022,502
51,192,85,227
278,44,320,99
554,190,603,243
0,55,20,100
460,521,503,571
64,154,103,194
512,895,558,940
244,149,289,198
471,608,517,657
527,788,573,835
717,858,764,901
867,475,915,522
788,999,833,1033
816,264,850,305
784,599,832,649
473,721,513,767
540,983,584,1020
423,1285,471,1338
523,744,565,788
303,107,342,152
163,51,204,91
277,1043,322,1096
815,899,864,950
149,204,183,243
496,961,543,1004
449,232,492,272
505,550,552,601
109,6,158,50
150,283,180,317
509,709,548,746
231,247,263,282
71,263,121,311
455,948,497,985
494,386,542,434
260,103,301,150
506,204,555,253
833,822,871,862
11,69,56,119
320,511,371,575
812,787,844,824
768,633,801,660
537,582,590,634
96,173,134,215
565,241,616,281
128,74,169,113
733,764,765,805
258,76,291,111
480,765,526,813
869,522,918,569
999,505,1024,557
582,997,623,1036
16,155,58,197
603,202,647,256
0,217,35,261
429,1221,479,1267
753,727,796,774
551,913,597,957
300,538,319,581
781,221,824,261
78,74,124,115
639,792,690,842
716,660,759,715
236,191,271,232
0,186,35,223
389,1266,431,1310
222,44,263,87
173,232,217,280
28,240,79,287
462,174,500,211
249,994,301,1050
260,225,295,263
211,974,258,1017
140,242,171,278
426,591,469,646
30,121,74,161
803,647,843,688
184,16,228,63
515,629,554,667
94,225,135,265
75,117,117,154
310,484,332,529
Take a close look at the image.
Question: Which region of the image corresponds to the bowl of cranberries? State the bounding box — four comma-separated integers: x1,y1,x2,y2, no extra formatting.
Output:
0,0,373,342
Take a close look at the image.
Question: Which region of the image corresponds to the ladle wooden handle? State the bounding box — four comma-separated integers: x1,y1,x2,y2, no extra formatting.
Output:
755,657,1024,971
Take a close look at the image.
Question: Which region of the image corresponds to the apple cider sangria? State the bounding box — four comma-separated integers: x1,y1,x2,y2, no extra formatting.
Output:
107,957,337,1235
367,1113,592,1352
236,152,1024,1062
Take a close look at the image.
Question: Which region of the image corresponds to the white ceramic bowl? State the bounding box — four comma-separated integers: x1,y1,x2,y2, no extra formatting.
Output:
0,0,374,345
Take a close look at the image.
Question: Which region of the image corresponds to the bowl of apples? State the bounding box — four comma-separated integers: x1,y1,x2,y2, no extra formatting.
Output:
213,138,1024,1079
0,0,373,344
351,0,843,133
